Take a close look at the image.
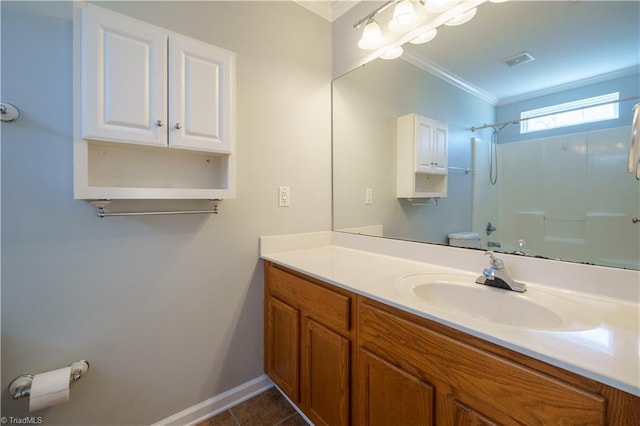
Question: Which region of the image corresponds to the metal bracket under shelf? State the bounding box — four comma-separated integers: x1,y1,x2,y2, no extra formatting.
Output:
90,200,220,218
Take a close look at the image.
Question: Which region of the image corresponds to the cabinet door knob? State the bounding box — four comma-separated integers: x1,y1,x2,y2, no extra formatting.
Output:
175,123,182,130
156,120,164,127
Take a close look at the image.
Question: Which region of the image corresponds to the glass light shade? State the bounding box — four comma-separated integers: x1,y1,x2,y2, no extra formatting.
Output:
380,46,404,60
444,7,477,26
410,28,438,44
424,0,459,13
358,20,384,50
489,0,509,3
388,0,417,33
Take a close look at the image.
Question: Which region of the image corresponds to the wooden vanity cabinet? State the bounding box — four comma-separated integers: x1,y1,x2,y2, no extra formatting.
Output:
356,296,640,425
264,264,639,425
264,261,355,425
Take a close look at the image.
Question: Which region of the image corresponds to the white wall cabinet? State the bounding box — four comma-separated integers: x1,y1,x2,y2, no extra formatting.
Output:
397,113,448,199
74,4,235,200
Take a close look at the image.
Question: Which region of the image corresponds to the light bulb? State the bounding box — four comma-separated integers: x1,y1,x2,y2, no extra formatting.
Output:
388,0,417,33
410,28,438,44
380,46,404,60
444,7,477,26
424,0,459,13
358,20,384,50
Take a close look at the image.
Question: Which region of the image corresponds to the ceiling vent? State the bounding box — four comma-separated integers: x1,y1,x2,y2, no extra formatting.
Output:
501,51,535,67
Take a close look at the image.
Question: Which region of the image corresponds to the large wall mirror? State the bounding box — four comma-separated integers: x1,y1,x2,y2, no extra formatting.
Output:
333,0,639,270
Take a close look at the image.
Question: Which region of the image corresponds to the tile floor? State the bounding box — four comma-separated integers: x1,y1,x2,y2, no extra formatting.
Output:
196,387,308,426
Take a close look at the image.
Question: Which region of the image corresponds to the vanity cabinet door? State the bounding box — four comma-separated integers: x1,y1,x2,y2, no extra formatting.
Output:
81,5,167,147
301,318,350,426
265,296,299,402
264,262,354,424
355,348,434,426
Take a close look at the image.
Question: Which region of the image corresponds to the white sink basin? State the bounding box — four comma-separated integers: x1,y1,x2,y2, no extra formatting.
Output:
396,274,596,331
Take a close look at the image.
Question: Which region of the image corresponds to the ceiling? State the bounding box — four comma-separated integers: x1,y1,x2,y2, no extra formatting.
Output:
403,1,640,104
299,0,639,105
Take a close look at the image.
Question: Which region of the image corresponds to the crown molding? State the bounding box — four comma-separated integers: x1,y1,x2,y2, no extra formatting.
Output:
402,49,499,106
293,0,361,22
497,66,640,106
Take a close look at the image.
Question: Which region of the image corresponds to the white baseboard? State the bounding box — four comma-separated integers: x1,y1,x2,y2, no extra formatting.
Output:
273,384,314,425
152,375,274,426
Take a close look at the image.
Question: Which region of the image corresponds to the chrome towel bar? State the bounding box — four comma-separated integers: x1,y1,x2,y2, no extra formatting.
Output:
448,166,473,174
90,200,219,218
98,208,218,218
407,197,439,206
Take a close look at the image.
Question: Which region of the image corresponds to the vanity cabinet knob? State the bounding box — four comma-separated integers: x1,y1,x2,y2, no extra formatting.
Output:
175,123,182,130
156,120,164,127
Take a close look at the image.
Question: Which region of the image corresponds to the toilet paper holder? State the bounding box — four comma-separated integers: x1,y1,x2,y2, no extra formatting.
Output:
8,360,90,400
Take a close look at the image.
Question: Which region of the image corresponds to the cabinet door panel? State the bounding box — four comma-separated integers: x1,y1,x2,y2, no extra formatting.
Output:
169,36,233,153
83,6,167,146
433,122,448,172
301,319,350,426
356,349,434,426
265,297,299,402
415,118,433,173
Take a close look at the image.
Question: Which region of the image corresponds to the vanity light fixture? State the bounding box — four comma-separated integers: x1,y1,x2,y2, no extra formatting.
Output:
410,28,438,44
424,0,459,13
358,19,385,50
444,7,477,26
355,0,503,61
388,0,418,33
380,45,405,60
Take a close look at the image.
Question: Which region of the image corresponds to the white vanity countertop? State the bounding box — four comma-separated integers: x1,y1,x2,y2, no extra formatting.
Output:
260,231,640,397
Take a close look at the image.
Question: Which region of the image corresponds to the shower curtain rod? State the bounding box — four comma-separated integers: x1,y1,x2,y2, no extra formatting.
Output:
471,95,640,132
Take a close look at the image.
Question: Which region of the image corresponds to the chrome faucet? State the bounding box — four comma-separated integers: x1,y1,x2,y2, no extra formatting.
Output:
475,251,527,293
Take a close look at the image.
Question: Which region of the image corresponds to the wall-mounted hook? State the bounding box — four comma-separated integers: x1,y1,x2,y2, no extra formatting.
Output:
1,102,20,122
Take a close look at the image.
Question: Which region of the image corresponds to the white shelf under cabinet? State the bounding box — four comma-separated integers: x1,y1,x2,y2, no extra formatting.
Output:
73,4,236,200
74,140,233,200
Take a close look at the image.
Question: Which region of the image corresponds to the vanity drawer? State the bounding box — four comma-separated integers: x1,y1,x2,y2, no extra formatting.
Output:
266,263,352,333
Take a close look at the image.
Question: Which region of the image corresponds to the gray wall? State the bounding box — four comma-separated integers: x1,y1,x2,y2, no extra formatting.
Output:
1,1,331,424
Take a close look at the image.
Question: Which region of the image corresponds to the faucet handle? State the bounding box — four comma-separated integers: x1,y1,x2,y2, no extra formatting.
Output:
485,251,504,269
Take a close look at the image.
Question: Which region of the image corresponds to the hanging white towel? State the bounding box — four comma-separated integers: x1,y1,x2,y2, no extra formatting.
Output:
628,103,640,180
